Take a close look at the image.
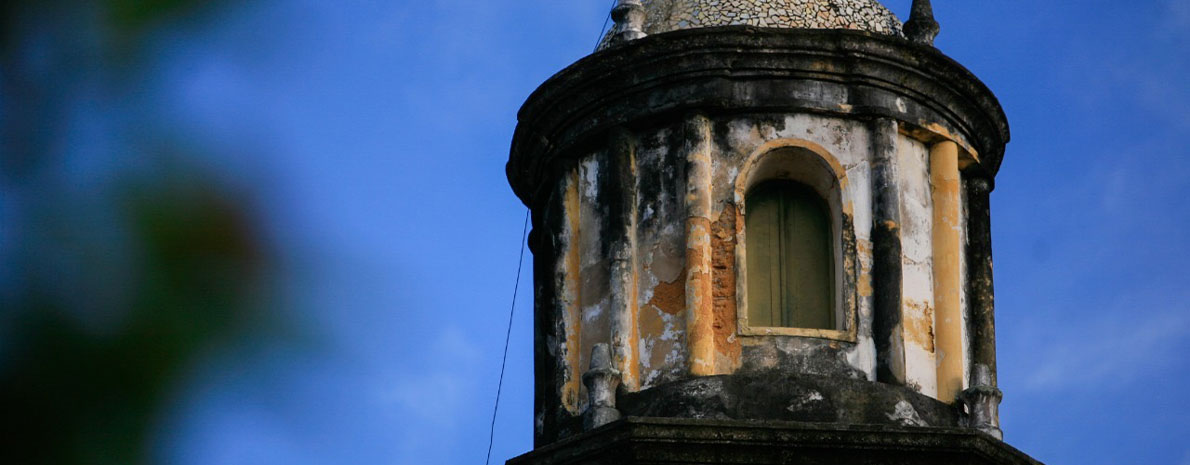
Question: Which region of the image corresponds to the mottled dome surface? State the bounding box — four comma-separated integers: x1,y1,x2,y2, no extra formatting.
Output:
600,0,903,50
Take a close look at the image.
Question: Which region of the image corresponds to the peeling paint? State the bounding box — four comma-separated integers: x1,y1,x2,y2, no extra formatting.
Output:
685,114,716,376
857,239,874,297
560,169,583,414
857,272,874,297
648,268,687,316
904,299,936,353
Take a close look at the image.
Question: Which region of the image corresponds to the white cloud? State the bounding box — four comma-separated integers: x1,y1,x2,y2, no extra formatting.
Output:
381,327,481,427
1021,296,1190,392
382,327,489,463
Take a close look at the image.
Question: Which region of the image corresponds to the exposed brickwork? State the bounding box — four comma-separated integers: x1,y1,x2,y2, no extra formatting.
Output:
648,268,687,316
711,206,741,370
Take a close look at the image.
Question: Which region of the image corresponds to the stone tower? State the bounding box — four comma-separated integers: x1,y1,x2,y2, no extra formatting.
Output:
506,1,1040,463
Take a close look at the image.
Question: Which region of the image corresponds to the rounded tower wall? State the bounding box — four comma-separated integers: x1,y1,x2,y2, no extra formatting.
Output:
511,26,1009,447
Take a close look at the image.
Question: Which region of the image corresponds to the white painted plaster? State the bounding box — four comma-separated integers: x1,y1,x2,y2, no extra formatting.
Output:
905,342,938,397
846,337,878,381
787,391,826,413
895,134,938,398
886,400,927,427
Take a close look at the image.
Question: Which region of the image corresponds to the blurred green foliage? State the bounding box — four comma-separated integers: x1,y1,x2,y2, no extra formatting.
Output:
1,1,268,464
3,172,268,464
107,0,211,36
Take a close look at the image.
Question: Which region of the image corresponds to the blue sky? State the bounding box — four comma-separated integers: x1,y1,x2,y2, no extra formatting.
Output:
47,1,1187,463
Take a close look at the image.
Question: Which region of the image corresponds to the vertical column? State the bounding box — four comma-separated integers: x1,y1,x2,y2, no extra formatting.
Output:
530,211,555,446
930,140,963,403
558,170,584,414
608,128,640,390
962,175,1003,439
684,114,715,376
870,118,906,385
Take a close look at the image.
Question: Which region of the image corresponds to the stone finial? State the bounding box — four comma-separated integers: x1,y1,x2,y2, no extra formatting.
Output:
959,364,1004,440
582,343,622,430
610,0,647,44
903,0,940,46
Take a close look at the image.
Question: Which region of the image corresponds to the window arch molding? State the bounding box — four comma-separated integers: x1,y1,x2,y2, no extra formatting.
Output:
733,139,859,342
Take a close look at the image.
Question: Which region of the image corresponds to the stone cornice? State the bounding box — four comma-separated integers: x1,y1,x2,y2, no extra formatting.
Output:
508,26,1010,206
509,416,1043,465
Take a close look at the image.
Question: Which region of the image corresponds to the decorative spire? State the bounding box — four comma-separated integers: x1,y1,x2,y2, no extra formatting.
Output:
903,0,940,46
610,0,647,44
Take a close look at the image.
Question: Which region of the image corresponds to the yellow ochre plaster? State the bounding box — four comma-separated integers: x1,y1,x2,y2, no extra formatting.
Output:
561,170,584,413
930,140,964,403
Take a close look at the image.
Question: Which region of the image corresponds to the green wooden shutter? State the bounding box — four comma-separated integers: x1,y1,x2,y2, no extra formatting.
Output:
745,180,834,330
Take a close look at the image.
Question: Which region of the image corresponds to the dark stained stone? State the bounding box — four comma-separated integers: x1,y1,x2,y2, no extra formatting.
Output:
509,417,1043,465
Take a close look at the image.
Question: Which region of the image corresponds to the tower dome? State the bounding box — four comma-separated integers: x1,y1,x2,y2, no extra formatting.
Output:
599,0,903,50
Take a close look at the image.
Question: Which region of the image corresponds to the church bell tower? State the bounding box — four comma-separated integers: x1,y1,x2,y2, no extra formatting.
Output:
506,1,1041,463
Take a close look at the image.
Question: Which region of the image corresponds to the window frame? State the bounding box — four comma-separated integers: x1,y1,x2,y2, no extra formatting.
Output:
744,179,836,329
733,139,859,342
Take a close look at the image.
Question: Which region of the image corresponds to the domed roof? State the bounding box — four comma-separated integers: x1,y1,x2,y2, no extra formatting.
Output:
600,0,903,50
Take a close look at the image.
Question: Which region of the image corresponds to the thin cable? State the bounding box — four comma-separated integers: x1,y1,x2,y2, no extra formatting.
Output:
485,208,530,465
593,0,618,52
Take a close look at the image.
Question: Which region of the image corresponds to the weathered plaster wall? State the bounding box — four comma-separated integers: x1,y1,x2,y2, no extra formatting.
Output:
895,134,938,397
607,129,641,393
536,114,977,441
515,26,1010,447
718,114,876,380
634,124,691,389
559,168,585,415
958,178,971,390
577,156,612,411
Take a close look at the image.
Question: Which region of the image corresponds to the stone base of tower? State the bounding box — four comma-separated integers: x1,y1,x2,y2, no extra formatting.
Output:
508,417,1042,465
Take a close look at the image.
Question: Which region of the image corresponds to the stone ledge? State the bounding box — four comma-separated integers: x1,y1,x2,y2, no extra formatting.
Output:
618,372,960,428
509,417,1043,465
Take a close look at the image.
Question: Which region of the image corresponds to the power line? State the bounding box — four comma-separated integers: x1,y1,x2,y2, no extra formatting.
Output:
486,5,616,462
485,208,530,465
594,0,618,51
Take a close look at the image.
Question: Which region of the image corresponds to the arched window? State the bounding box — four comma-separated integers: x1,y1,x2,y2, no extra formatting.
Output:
745,179,835,329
